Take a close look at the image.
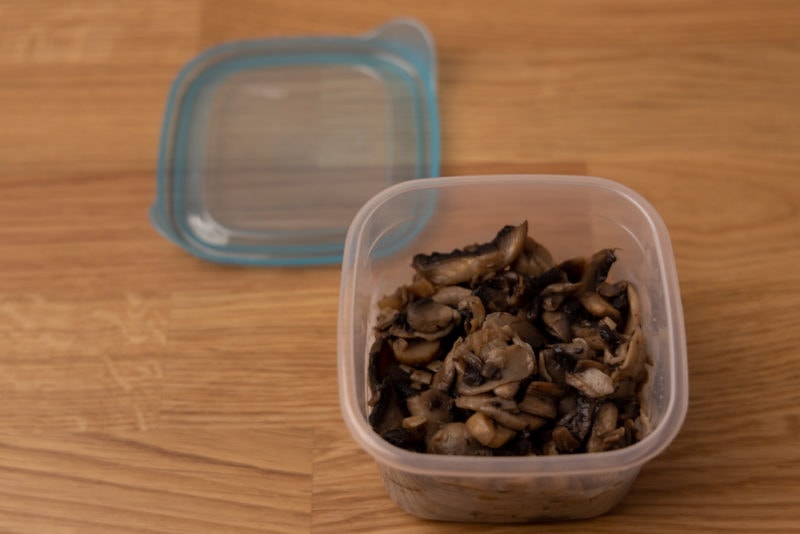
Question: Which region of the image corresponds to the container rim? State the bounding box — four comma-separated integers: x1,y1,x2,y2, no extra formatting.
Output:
338,174,688,477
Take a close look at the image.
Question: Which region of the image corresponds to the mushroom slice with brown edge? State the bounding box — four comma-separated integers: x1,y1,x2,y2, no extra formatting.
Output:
405,298,462,334
551,337,594,361
518,387,558,419
623,281,641,336
579,291,622,323
556,395,595,448
587,402,626,452
454,395,546,431
406,388,454,429
612,326,647,382
411,221,528,286
484,311,548,349
566,367,615,398
458,295,486,335
391,338,440,366
431,286,472,306
455,341,536,396
511,236,555,276
427,422,491,456
465,412,516,448
541,310,571,341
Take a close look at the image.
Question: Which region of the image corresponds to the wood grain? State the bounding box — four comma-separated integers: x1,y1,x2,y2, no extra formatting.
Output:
1,1,799,532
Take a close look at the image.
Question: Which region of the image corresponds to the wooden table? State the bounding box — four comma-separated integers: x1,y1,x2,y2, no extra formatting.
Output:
1,1,799,532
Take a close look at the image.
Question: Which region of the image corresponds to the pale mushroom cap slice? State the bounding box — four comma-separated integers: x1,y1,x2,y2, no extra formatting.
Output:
566,367,615,398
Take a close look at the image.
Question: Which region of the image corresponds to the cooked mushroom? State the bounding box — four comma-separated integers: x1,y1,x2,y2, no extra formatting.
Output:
557,395,594,446
518,389,558,419
542,310,571,341
552,425,581,453
431,285,473,306
579,291,622,323
511,236,555,276
465,412,516,448
411,222,528,286
402,415,428,442
369,223,650,456
587,402,626,452
369,380,405,435
624,282,641,336
454,394,546,431
566,367,615,398
406,388,453,429
551,337,594,361
391,338,441,366
406,298,461,333
427,422,491,455
612,326,647,381
455,341,536,396
458,295,486,335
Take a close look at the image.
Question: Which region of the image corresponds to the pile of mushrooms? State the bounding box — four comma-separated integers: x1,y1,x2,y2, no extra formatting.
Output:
368,222,651,456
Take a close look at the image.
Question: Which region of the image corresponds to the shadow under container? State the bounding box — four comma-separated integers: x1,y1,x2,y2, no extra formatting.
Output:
338,175,689,522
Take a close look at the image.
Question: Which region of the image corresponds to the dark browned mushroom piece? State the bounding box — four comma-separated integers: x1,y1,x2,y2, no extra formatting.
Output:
411,221,528,286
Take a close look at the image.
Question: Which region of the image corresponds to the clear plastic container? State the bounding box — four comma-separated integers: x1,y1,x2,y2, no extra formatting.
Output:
337,175,688,522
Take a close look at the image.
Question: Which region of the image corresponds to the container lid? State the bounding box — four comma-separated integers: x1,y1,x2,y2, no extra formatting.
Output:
150,19,439,265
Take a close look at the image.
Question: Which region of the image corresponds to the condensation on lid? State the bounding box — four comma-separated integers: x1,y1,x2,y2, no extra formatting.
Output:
150,19,440,265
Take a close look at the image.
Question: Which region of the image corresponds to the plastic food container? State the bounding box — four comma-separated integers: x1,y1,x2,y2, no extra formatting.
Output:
338,175,688,522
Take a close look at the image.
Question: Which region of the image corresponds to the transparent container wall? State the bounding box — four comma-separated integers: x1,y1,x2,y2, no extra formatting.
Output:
378,463,640,522
342,176,684,521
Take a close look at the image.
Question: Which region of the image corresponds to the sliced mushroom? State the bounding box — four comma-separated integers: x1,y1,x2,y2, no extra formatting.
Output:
511,236,555,276
542,310,571,341
597,280,627,299
465,412,516,448
579,291,622,323
431,285,473,306
375,308,399,331
527,381,568,398
566,367,615,398
454,395,546,431
406,389,453,429
493,381,521,399
558,395,594,444
624,282,641,336
518,390,558,419
612,326,646,381
406,298,461,334
405,276,436,298
368,380,405,435
391,338,441,366
571,320,607,351
458,295,486,335
552,425,581,453
587,402,626,452
484,312,548,349
538,348,573,385
411,221,528,286
427,422,491,456
430,346,458,392
402,415,428,442
551,337,594,361
455,342,536,396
